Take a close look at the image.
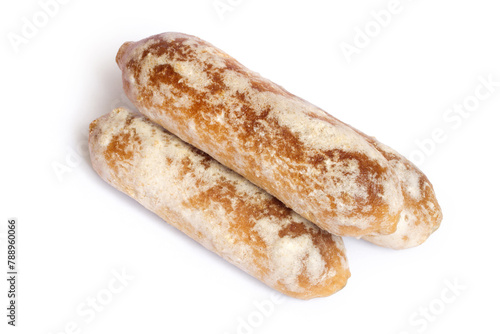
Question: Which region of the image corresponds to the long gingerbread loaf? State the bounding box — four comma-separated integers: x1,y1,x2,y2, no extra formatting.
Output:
89,108,350,299
116,32,407,238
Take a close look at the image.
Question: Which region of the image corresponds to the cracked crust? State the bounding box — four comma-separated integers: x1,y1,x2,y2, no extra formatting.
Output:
89,108,350,299
115,32,407,237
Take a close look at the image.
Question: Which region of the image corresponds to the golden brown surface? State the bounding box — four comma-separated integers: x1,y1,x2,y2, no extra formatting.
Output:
116,32,408,237
89,108,350,299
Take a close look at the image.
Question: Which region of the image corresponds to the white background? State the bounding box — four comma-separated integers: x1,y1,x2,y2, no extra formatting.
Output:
1,0,499,333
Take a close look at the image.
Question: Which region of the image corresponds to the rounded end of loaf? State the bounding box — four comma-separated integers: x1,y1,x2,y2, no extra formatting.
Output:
116,42,134,70
361,161,443,249
274,234,351,300
88,118,103,186
294,264,351,300
340,134,444,248
88,108,131,186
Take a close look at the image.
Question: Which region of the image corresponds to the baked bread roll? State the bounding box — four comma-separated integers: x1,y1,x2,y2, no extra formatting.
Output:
89,108,350,299
116,32,407,237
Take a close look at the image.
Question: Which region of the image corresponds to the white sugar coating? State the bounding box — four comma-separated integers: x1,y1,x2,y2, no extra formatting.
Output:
151,89,167,106
174,60,210,90
251,216,283,246
393,161,422,201
89,108,349,298
94,107,128,146
223,69,252,92
172,93,193,109
270,235,327,291
363,209,427,249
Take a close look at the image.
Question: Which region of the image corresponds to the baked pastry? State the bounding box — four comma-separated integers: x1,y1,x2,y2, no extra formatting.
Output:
89,108,350,299
116,32,407,237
